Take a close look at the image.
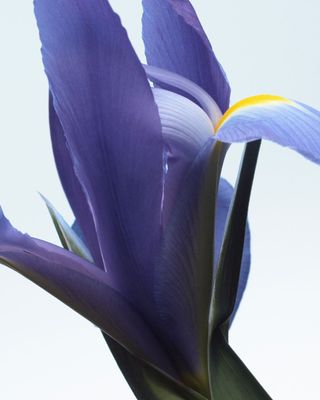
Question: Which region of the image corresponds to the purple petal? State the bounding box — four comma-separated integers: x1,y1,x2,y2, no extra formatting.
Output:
0,209,175,375
70,178,250,378
216,96,320,163
150,142,250,384
145,65,222,123
142,0,231,112
34,0,164,299
153,139,223,389
153,88,214,226
49,95,103,269
153,90,250,311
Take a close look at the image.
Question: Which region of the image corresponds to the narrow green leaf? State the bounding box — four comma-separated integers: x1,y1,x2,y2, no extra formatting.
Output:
210,141,261,334
209,141,272,399
40,194,93,262
211,330,271,399
191,139,228,372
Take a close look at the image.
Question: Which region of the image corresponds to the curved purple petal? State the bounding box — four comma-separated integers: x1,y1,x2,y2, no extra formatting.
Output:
34,0,164,300
142,0,230,112
153,88,214,226
216,96,320,163
145,65,222,123
0,208,176,376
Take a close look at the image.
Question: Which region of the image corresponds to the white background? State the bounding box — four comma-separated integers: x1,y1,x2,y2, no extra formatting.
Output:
1,0,320,398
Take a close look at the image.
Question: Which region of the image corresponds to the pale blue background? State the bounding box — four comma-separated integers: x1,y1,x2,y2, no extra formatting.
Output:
0,1,320,398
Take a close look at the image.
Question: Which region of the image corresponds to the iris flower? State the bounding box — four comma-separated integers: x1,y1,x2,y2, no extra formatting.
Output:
1,0,320,399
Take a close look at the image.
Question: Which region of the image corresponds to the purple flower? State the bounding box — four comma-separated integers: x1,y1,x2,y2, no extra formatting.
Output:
1,0,320,398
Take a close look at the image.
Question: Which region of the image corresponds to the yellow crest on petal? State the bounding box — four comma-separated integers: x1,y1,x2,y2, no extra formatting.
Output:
214,94,294,132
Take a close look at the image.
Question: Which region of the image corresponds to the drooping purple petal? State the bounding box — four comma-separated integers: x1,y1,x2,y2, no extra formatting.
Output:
0,208,175,376
142,0,231,112
34,0,164,299
216,96,320,163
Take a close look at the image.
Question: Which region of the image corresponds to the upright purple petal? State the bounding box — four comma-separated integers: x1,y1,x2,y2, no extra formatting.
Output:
34,0,164,301
153,88,214,226
153,140,224,393
142,0,230,112
0,209,175,376
49,95,103,269
149,90,250,375
151,152,251,388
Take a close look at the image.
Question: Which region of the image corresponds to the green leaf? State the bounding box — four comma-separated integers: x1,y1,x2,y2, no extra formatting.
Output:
210,141,261,334
210,330,271,399
209,141,272,399
187,139,229,378
40,194,93,262
104,334,207,400
44,198,207,400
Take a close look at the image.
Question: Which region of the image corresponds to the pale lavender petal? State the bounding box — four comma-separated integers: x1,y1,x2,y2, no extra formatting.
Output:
153,88,214,226
145,65,222,123
216,97,320,163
